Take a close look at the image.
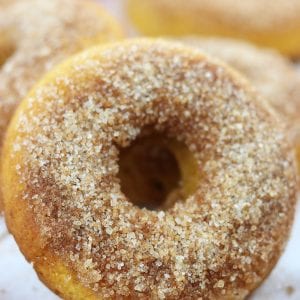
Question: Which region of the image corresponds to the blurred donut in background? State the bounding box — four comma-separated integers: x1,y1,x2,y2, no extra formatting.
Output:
0,0,123,211
127,0,300,58
181,38,300,173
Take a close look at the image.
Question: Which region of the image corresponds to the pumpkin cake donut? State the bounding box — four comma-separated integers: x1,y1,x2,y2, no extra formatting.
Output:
127,0,300,57
0,0,123,211
2,39,297,299
0,0,122,146
0,0,123,144
182,37,300,174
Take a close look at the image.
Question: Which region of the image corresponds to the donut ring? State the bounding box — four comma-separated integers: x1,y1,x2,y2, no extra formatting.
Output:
181,37,300,175
2,40,296,299
0,0,123,141
127,0,300,57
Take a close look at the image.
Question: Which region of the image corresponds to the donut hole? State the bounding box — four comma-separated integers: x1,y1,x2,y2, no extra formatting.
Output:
118,133,199,210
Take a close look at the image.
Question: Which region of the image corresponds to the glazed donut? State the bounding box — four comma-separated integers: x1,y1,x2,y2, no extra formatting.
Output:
181,37,300,174
127,0,300,57
2,40,296,299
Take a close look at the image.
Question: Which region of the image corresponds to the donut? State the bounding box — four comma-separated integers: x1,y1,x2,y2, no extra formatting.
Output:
127,0,300,57
0,0,123,211
181,37,300,175
0,0,123,142
2,39,296,299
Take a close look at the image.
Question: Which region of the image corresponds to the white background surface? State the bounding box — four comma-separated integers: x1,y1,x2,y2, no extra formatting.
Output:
0,0,299,299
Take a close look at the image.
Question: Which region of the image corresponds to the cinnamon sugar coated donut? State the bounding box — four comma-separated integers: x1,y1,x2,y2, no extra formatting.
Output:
127,0,300,57
2,40,297,299
182,37,300,174
0,0,123,142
